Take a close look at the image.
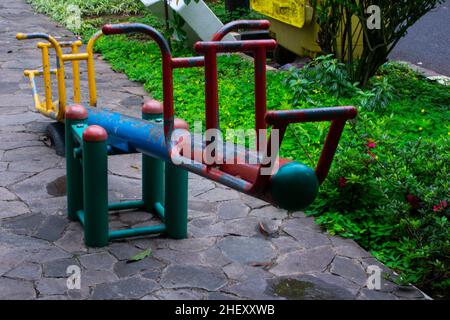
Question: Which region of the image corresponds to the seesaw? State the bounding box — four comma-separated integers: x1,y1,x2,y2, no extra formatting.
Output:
16,21,357,247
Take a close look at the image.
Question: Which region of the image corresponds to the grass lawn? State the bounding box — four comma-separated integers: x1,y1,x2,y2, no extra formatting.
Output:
27,0,449,298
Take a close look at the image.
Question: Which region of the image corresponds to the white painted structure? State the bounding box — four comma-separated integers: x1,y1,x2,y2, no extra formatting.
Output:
140,0,236,46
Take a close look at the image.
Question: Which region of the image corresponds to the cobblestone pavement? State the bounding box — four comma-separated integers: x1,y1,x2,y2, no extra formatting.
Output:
0,0,430,300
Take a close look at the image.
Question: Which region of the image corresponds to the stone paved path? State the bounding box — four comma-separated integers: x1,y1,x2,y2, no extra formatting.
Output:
0,0,429,300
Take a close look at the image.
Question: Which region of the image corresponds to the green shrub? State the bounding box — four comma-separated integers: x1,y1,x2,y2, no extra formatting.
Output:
283,55,395,112
357,77,395,112
284,54,358,104
283,55,449,296
308,118,449,294
205,0,264,24
27,0,144,32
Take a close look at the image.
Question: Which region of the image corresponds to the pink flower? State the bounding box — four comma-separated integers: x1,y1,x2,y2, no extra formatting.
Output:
406,194,421,209
338,177,347,188
434,200,448,212
367,151,376,160
366,139,376,149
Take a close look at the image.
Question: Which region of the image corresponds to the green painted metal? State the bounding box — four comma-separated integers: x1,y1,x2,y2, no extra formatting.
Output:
164,163,188,239
142,111,164,213
109,224,166,240
73,146,82,159
154,202,165,221
76,210,85,226
108,200,145,211
65,110,192,246
270,161,319,211
71,123,86,143
65,119,85,221
82,135,109,247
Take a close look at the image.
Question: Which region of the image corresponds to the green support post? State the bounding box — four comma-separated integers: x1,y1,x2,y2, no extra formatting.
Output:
82,125,109,247
65,105,87,221
142,100,165,214
164,162,188,239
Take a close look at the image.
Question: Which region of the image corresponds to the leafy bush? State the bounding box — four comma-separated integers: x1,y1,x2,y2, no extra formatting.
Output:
284,54,358,103
205,0,264,24
283,55,394,112
283,56,449,297
27,0,144,32
358,77,395,112
309,118,449,295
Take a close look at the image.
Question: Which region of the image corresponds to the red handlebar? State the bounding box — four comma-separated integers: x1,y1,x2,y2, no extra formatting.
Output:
212,20,271,41
194,40,277,54
265,106,358,126
102,23,171,54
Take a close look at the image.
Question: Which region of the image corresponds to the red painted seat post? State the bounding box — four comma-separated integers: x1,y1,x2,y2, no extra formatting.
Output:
254,46,267,151
101,23,176,147
195,39,277,162
211,20,272,152
204,48,220,134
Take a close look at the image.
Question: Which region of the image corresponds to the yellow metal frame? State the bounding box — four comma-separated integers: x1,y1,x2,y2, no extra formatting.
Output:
250,0,310,29
16,31,103,121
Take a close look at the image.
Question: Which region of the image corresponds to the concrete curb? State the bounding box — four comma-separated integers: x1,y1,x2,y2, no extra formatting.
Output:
396,60,450,86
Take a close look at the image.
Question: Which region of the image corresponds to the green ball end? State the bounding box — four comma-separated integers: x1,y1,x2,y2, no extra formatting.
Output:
270,162,319,211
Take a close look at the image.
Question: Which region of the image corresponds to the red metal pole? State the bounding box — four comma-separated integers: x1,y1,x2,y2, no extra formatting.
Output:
254,47,267,151
204,49,219,132
162,53,174,142
171,57,205,69
211,20,270,41
315,120,346,184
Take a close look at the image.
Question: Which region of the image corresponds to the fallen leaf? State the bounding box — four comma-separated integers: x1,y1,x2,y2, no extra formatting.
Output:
126,248,152,263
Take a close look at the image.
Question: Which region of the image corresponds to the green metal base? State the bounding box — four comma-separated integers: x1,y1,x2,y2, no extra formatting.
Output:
65,110,189,248
76,202,166,242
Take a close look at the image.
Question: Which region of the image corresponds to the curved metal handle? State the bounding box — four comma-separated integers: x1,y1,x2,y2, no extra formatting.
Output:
211,20,271,41
265,106,358,126
195,39,277,54
16,32,67,121
16,32,49,40
16,32,62,52
265,106,358,184
102,23,171,55
102,23,175,143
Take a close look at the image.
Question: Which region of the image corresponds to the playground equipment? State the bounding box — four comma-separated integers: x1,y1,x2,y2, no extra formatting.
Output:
250,0,363,62
16,30,103,155
16,20,357,247
16,31,102,121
